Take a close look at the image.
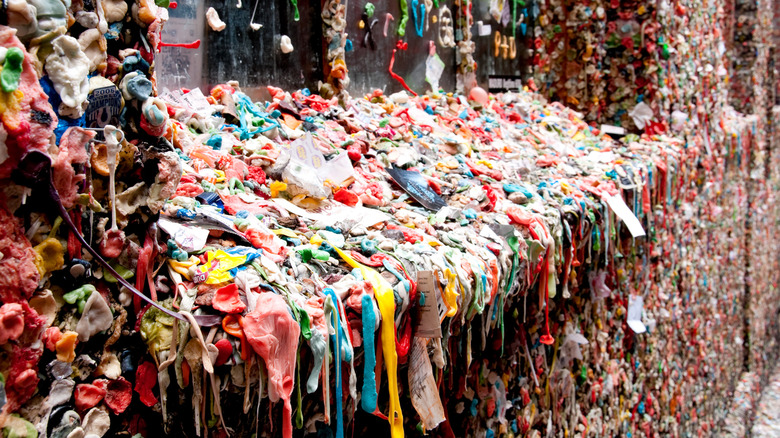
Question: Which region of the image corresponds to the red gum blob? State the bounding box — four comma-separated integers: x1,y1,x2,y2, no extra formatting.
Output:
0,303,25,344
212,284,246,314
244,227,286,255
3,302,46,413
5,352,40,413
134,361,159,407
214,338,233,366
74,383,107,411
174,182,204,198
333,188,359,207
0,206,40,303
100,228,126,259
43,326,62,351
246,166,266,185
104,377,133,414
347,144,362,161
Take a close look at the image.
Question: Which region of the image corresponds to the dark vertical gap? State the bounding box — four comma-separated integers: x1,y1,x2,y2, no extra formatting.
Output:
743,163,752,375
767,48,774,183
307,0,325,87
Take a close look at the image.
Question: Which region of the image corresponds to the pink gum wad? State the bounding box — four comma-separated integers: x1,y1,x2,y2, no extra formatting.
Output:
53,127,94,209
243,292,300,438
0,25,58,179
0,205,39,303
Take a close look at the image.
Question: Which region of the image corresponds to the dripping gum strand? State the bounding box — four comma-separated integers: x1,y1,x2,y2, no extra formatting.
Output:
333,246,404,438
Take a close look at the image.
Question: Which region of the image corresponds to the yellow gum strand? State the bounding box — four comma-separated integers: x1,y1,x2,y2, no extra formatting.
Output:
0,87,23,129
273,228,299,238
443,269,459,317
168,256,200,279
333,246,404,438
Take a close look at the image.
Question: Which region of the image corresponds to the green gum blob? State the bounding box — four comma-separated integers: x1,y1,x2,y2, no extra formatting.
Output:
1,48,24,93
63,284,96,313
3,414,37,438
140,299,176,355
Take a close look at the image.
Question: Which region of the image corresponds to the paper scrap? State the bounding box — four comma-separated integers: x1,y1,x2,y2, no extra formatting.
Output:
425,53,445,91
198,206,239,231
600,124,625,136
408,337,446,430
476,21,492,36
159,217,210,252
415,271,442,338
628,102,654,130
272,198,390,229
627,295,646,334
281,133,354,185
585,150,617,164
605,194,646,238
159,88,211,114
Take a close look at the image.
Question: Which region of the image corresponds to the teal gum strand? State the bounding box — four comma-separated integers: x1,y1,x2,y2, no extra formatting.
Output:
382,259,410,293
360,294,378,413
325,291,344,438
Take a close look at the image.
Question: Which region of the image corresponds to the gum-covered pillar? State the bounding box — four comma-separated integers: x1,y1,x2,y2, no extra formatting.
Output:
321,0,350,99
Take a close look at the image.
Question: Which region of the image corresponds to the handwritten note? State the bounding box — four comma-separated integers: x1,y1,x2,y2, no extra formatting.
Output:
408,337,446,430
415,271,442,338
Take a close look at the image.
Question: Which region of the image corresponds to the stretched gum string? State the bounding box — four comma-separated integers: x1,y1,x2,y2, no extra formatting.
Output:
160,40,201,49
55,186,187,322
364,16,378,49
411,0,424,37
333,247,404,438
104,125,122,229
389,47,418,97
324,291,344,438
384,13,394,37
372,333,387,420
21,151,187,322
290,0,300,21
397,0,409,37
539,248,554,345
321,303,331,424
